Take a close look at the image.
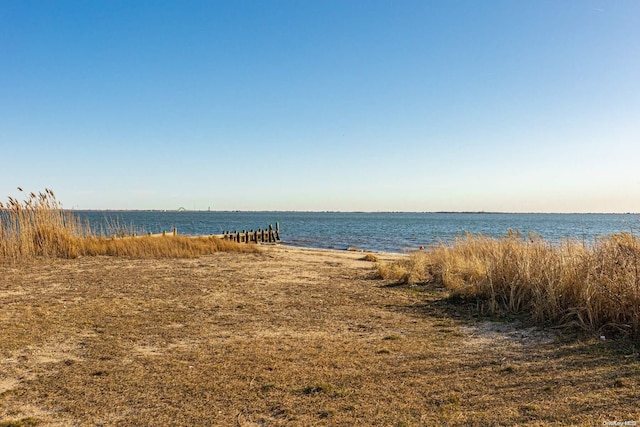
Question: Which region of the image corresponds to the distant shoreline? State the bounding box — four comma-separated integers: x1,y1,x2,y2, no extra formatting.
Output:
67,209,640,215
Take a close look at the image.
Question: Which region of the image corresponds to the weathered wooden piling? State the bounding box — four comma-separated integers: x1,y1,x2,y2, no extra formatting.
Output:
222,224,281,244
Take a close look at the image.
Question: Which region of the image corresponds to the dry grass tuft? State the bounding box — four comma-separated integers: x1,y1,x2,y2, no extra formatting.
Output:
378,231,640,338
360,253,379,262
377,250,433,284
0,188,257,260
79,234,259,258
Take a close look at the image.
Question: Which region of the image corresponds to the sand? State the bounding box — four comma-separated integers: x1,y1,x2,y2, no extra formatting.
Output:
1,245,639,426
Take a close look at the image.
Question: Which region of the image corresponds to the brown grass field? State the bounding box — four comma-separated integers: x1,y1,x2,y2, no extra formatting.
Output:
1,245,639,426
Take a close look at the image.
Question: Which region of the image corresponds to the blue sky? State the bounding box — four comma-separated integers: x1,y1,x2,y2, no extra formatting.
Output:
2,1,639,212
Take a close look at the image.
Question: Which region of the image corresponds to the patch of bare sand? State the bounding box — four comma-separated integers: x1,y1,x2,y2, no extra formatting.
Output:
460,321,557,348
1,246,639,426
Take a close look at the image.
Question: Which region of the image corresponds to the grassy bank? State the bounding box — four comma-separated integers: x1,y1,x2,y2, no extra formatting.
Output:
378,231,640,339
0,188,256,260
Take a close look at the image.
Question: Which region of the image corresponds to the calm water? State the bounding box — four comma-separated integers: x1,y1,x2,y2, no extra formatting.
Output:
74,211,640,253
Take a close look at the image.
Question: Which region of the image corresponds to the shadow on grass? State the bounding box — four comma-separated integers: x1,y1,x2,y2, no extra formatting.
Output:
378,280,640,423
383,280,640,353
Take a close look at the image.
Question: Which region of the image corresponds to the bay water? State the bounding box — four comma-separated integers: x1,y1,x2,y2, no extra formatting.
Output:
74,211,640,254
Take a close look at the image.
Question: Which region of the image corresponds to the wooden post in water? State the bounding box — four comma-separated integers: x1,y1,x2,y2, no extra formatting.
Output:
220,225,281,244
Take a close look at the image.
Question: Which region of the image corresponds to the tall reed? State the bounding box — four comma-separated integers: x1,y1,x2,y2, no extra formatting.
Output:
0,188,256,260
378,231,640,339
0,188,89,259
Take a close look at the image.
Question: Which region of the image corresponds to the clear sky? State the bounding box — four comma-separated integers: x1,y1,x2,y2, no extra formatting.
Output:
2,1,639,212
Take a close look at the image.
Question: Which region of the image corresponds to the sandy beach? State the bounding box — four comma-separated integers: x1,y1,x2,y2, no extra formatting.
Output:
1,245,639,426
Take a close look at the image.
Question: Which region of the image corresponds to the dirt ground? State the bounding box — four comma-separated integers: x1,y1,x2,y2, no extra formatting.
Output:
1,246,639,426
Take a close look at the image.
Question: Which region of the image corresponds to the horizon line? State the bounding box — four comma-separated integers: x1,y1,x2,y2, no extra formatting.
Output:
67,209,640,215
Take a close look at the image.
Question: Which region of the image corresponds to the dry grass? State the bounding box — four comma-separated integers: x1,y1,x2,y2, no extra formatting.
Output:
1,246,639,426
0,189,88,259
378,231,640,339
77,234,259,257
0,188,256,260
